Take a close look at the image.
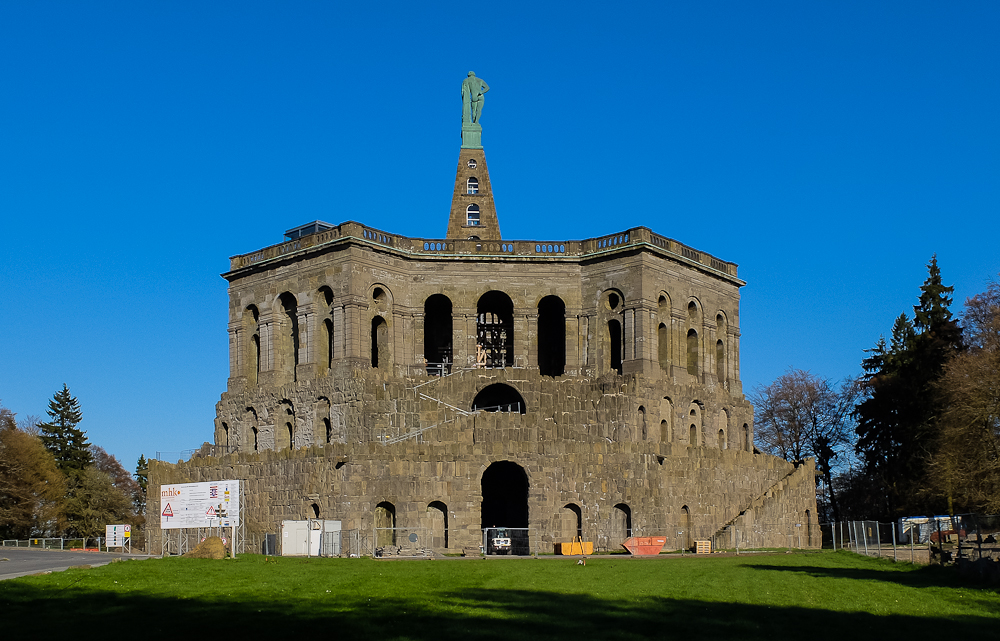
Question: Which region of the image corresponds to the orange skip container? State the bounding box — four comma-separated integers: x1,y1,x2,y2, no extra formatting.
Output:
622,536,667,555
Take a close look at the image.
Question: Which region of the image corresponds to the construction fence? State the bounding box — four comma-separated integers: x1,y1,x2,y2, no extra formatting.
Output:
820,514,1000,564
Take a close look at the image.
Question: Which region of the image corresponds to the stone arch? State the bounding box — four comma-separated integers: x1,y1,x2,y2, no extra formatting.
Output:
559,503,583,541
681,505,693,549
481,461,529,554
243,305,260,384
715,311,728,384
686,300,702,377
537,295,566,377
660,396,674,443
688,402,702,446
472,383,527,413
657,293,671,373
317,286,335,372
277,400,294,450
599,289,625,375
424,294,453,375
371,317,388,368
686,329,699,377
428,501,449,549
315,397,331,445
245,407,259,452
638,406,647,441
276,292,300,382
368,284,393,370
477,291,513,368
375,501,396,547
612,503,632,545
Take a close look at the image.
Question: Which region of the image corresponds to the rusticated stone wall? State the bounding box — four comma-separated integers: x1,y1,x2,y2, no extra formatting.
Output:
148,368,819,554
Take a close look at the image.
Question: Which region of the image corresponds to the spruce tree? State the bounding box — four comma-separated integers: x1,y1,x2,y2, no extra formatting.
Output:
38,384,92,476
853,257,963,517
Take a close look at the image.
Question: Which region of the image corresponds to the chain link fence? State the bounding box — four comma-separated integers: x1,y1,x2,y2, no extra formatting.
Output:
820,514,1000,564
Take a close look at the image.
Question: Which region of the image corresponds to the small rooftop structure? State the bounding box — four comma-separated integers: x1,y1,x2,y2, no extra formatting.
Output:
284,220,334,241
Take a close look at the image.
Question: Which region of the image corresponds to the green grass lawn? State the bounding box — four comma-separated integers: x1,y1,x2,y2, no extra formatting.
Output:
2,551,997,640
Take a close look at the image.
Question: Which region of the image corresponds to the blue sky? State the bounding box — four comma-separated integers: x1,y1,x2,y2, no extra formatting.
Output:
1,2,997,470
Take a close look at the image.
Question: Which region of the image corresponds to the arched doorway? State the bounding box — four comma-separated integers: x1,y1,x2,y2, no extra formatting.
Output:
481,461,529,555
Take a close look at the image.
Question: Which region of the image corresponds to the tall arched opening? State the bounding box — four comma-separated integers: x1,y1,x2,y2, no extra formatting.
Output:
612,503,632,546
477,291,514,368
537,295,565,377
481,461,529,555
608,319,623,374
424,295,453,375
428,501,449,549
375,501,396,547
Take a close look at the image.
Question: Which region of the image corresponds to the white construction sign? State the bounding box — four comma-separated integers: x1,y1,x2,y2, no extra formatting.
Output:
160,480,240,530
106,524,131,547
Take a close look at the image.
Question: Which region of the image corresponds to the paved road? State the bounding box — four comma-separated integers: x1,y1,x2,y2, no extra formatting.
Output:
0,548,157,581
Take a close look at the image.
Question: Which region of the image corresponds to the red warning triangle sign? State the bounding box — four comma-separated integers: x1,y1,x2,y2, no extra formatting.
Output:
206,506,217,517
162,503,174,517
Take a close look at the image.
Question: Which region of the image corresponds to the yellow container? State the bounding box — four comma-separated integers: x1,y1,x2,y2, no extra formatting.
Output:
556,541,594,555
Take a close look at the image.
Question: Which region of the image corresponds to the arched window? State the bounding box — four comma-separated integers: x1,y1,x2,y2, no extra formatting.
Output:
687,329,699,376
718,429,726,450
688,402,702,446
245,407,258,453
371,316,388,368
538,295,565,377
467,177,479,194
243,305,260,384
638,406,647,440
743,423,751,451
277,293,299,382
716,313,728,384
608,319,623,375
657,294,671,372
467,204,480,226
311,503,320,518
660,396,674,443
278,401,294,450
477,291,513,367
424,295,453,376
318,287,335,371
472,383,526,413
221,422,229,449
658,323,669,372
687,301,701,377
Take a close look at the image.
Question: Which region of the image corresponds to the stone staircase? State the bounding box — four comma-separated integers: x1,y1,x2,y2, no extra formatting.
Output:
710,459,815,550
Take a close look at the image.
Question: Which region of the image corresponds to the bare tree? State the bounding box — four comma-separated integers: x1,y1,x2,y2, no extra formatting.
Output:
932,276,1000,513
751,369,858,521
17,414,41,436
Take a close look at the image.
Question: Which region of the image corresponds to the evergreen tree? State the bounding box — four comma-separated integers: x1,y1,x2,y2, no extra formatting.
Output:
853,256,963,517
134,454,148,513
38,385,92,476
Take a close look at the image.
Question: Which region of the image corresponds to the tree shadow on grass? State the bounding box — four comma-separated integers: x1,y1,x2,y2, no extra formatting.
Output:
3,582,998,640
747,560,997,591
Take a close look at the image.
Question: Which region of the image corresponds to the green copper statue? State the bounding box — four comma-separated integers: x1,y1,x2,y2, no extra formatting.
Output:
462,71,490,125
